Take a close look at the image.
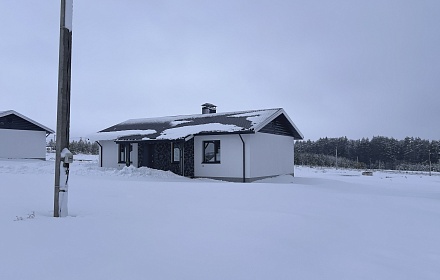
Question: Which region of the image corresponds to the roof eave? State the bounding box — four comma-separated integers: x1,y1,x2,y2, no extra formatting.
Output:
253,108,304,139
195,130,254,137
113,130,255,142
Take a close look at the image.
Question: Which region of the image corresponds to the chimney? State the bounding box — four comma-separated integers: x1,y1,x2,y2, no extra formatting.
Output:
201,103,217,114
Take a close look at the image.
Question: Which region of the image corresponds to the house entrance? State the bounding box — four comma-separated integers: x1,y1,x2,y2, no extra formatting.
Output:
140,143,154,168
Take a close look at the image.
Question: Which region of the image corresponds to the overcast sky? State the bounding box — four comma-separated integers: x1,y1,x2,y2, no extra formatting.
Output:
1,1,439,141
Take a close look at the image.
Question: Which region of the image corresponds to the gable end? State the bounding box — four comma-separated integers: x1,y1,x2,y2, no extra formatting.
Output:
259,114,296,137
0,114,46,132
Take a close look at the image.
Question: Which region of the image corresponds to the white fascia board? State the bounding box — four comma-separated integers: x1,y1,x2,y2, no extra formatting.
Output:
252,108,304,140
0,110,14,118
281,109,304,139
185,134,194,142
252,108,283,132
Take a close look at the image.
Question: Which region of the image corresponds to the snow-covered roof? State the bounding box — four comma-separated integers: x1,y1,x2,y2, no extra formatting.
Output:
93,108,303,141
0,110,54,134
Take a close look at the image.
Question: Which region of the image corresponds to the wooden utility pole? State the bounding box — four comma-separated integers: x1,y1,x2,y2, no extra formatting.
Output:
54,0,73,217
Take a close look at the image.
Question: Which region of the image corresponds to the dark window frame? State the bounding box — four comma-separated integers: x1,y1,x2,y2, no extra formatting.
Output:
203,140,221,164
118,143,132,164
171,142,180,163
118,144,125,163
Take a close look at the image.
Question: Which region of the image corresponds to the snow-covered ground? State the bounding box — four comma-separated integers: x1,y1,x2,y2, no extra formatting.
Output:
1,155,439,280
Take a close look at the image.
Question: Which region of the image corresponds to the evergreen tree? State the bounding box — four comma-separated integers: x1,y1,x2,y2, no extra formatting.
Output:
295,136,439,172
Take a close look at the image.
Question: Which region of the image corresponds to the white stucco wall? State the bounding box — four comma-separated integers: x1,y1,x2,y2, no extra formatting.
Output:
99,141,138,168
194,133,294,181
247,132,295,178
131,143,138,167
0,129,47,159
194,134,249,180
99,140,118,168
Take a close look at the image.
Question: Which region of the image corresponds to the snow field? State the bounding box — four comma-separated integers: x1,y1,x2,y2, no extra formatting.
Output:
1,156,439,280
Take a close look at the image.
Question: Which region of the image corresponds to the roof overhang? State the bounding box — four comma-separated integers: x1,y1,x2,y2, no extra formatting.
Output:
112,130,255,143
0,110,55,134
253,108,304,140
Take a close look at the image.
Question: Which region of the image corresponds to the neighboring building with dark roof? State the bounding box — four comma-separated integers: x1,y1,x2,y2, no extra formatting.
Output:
0,110,54,160
93,106,303,182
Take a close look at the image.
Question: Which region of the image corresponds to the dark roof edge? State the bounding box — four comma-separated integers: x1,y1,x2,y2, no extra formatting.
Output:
113,130,255,142
0,110,55,134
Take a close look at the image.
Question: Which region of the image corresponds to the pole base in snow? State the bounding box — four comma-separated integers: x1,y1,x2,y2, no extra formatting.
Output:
58,190,68,217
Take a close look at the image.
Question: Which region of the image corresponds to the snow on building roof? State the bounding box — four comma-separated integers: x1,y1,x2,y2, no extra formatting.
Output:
93,108,303,141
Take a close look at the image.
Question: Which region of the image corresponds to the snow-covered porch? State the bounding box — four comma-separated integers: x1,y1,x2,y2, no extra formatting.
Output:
98,137,195,177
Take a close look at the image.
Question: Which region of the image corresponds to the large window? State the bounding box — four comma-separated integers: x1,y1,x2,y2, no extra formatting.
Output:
203,140,220,163
171,142,180,163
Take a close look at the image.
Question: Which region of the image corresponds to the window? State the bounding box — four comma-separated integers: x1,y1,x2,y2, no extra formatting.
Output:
171,142,180,163
118,143,132,164
118,144,125,163
203,140,220,163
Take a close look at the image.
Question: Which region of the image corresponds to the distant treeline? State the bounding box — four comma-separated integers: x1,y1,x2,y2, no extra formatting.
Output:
47,139,99,155
295,136,440,172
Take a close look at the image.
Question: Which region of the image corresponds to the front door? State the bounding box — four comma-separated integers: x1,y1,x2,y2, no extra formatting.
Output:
141,143,154,168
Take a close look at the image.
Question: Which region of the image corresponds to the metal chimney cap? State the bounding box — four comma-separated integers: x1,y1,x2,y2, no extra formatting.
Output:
201,103,216,108
201,103,217,114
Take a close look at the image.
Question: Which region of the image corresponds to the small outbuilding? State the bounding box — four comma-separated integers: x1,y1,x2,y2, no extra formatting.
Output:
0,110,54,160
94,105,303,182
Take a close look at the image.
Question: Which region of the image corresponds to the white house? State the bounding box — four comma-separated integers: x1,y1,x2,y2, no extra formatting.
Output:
93,104,303,182
0,110,54,160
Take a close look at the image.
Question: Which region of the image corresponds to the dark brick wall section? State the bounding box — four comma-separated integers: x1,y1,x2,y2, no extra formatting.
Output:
157,142,180,174
184,138,194,177
137,140,194,178
137,144,144,168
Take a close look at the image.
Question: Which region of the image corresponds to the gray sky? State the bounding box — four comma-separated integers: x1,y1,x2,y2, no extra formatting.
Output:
1,1,439,141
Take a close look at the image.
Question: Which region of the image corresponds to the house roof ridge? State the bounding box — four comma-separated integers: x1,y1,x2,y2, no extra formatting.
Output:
0,110,54,134
0,110,15,116
118,108,281,126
